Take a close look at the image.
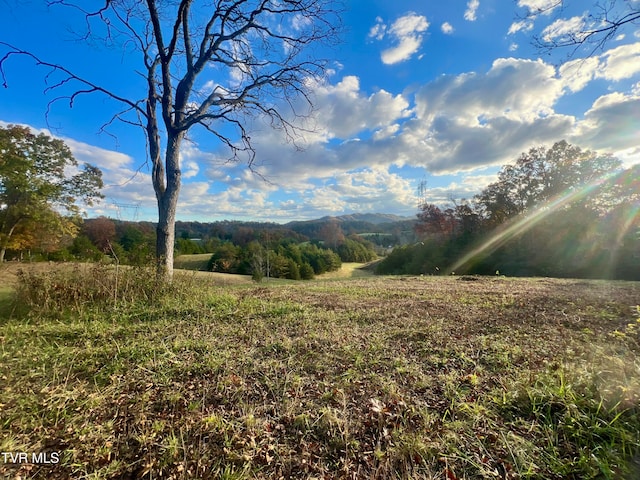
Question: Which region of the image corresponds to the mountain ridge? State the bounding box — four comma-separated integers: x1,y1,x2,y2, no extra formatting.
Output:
284,212,413,226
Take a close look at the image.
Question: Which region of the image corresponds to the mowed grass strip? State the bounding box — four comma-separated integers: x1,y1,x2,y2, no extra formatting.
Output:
1,267,639,479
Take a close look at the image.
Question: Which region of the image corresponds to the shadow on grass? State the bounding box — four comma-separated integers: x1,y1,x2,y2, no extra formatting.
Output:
0,287,26,323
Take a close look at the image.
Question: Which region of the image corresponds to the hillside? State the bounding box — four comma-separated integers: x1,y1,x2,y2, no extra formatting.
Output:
171,213,416,242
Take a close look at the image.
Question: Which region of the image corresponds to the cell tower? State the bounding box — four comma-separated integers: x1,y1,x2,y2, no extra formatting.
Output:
417,177,428,208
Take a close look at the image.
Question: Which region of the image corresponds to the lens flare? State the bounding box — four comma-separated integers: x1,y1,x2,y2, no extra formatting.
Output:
449,171,622,276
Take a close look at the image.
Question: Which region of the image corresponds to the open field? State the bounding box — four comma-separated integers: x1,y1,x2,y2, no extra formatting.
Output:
1,265,639,479
315,262,374,280
174,254,213,272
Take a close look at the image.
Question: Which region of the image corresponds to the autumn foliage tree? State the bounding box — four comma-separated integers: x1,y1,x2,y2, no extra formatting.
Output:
82,216,116,252
0,125,104,262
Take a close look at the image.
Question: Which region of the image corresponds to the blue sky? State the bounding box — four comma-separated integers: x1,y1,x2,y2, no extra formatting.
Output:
1,0,639,222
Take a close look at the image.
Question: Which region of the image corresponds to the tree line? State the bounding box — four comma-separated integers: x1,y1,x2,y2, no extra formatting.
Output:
13,213,378,281
377,141,640,280
207,240,342,281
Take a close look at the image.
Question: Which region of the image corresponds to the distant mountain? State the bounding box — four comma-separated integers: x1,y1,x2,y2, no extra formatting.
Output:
314,213,414,225
121,212,417,246
285,213,412,228
283,213,416,243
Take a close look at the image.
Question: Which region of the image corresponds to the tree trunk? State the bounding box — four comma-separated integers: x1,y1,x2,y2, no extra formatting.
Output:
0,222,19,263
155,133,183,280
156,193,178,279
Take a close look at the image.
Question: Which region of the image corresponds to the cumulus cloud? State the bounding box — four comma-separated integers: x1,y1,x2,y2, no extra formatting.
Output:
234,57,584,185
571,91,640,152
441,22,454,34
464,0,480,22
368,17,386,41
415,58,564,124
558,56,600,92
424,175,498,204
369,13,430,65
559,42,640,92
302,75,411,140
599,42,640,81
321,169,416,215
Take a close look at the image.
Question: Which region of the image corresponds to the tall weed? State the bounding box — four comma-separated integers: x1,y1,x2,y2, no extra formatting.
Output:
14,263,201,318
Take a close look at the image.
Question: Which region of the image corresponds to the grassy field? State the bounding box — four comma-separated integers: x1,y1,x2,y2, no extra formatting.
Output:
174,254,212,272
1,263,639,479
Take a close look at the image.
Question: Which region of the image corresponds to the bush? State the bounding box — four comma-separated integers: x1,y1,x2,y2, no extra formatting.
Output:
69,235,103,261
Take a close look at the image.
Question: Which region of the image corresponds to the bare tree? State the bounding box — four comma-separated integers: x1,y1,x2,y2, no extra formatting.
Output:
0,0,342,279
518,0,640,57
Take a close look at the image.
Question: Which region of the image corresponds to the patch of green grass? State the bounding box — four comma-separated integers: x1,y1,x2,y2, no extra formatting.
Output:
0,286,16,319
174,253,212,271
1,269,639,479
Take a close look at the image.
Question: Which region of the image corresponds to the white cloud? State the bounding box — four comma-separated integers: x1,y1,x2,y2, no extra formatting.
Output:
373,123,401,140
415,58,564,124
368,17,386,41
558,56,600,92
541,15,588,43
305,75,411,140
558,42,640,92
517,0,561,15
599,42,640,81
231,58,579,183
182,161,200,179
369,13,430,65
392,58,575,173
424,176,497,204
62,138,134,171
441,22,454,34
464,0,480,22
322,168,417,213
508,20,534,35
571,91,640,153
509,43,519,51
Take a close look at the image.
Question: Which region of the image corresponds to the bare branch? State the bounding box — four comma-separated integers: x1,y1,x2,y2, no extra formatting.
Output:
523,0,640,58
0,41,146,117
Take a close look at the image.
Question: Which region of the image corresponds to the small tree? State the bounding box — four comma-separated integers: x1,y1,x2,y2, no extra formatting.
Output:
0,125,103,262
1,1,342,279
